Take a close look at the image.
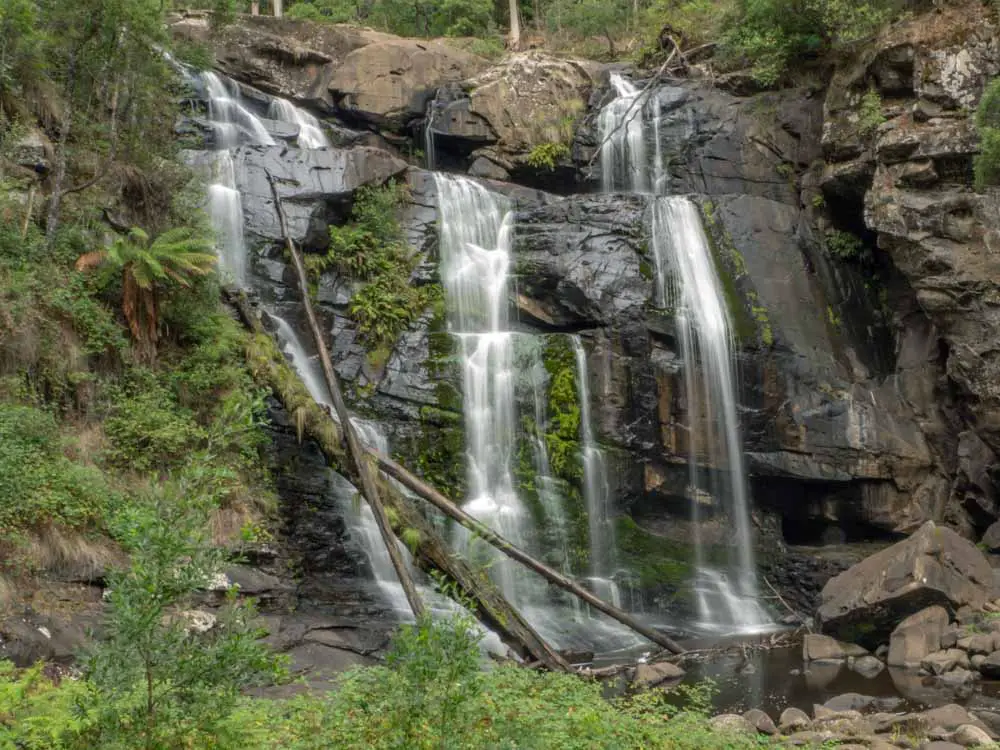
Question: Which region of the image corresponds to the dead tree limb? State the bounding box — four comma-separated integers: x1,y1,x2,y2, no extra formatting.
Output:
586,39,685,168
265,170,426,622
375,453,685,655
226,288,571,671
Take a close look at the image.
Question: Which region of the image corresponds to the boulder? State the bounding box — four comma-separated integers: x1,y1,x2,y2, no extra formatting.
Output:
922,649,972,675
851,655,886,677
982,521,1000,553
888,605,950,667
951,724,994,747
633,660,684,687
708,714,755,734
803,633,869,662
938,667,977,687
329,39,485,129
818,522,994,647
779,707,812,732
919,705,993,734
957,634,998,656
433,52,595,162
742,708,777,735
977,651,1000,679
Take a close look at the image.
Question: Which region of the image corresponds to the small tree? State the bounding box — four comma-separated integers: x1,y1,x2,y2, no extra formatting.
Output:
975,77,1000,190
75,226,216,360
80,471,284,749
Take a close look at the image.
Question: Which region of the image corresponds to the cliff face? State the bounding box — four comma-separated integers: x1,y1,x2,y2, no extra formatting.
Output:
171,3,1000,610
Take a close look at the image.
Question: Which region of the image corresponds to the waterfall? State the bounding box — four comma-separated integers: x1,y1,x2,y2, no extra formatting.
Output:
424,100,437,170
571,336,621,609
201,71,274,148
597,73,770,631
434,173,528,601
207,151,247,286
267,98,329,149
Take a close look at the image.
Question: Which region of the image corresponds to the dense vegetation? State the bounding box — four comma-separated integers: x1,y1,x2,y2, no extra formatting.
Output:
280,0,910,81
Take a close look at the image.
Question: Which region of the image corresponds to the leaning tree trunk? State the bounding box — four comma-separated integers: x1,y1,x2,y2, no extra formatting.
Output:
226,288,571,671
373,453,685,654
265,172,425,622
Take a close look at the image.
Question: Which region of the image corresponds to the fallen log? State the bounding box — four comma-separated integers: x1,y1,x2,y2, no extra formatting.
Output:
265,169,426,622
225,289,571,672
374,453,685,655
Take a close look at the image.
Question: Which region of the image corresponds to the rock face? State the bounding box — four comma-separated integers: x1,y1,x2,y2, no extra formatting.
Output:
818,522,994,646
431,52,596,173
329,39,485,128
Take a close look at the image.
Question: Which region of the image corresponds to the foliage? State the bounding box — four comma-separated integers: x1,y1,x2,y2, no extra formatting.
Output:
288,0,495,36
858,87,885,135
721,0,899,84
825,228,866,261
311,182,435,352
641,0,734,49
975,77,1000,189
0,661,93,748
546,0,630,56
79,474,284,749
75,226,216,359
0,404,112,533
527,141,571,170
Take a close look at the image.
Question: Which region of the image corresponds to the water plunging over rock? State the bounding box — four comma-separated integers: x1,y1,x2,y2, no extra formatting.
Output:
267,98,330,149
598,73,770,632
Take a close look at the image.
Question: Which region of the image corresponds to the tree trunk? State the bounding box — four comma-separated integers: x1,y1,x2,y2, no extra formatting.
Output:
507,0,521,50
272,0,283,17
251,0,260,15
225,288,571,672
265,171,425,622
45,50,77,247
373,453,685,654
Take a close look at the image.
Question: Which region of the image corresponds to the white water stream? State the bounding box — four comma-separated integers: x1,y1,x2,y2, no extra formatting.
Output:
598,72,770,631
267,98,329,149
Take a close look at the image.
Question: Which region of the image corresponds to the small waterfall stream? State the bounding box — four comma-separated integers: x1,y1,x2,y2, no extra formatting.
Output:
598,72,770,631
267,98,330,148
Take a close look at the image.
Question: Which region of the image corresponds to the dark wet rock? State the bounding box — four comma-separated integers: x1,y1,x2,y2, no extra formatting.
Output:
0,604,101,667
977,651,1000,679
888,606,950,668
818,523,994,647
236,145,408,248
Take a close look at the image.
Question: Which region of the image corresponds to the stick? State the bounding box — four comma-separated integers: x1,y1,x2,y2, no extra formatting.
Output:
374,453,685,654
763,576,809,632
265,170,426,622
21,186,36,239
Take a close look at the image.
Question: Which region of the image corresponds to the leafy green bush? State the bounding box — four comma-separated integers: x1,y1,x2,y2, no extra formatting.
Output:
311,182,436,352
527,142,571,170
102,369,206,474
0,404,112,533
722,0,898,84
975,77,1000,189
825,228,867,261
858,88,885,135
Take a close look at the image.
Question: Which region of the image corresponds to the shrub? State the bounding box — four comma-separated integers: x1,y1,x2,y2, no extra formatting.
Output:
975,76,1000,189
0,404,112,533
825,228,867,261
858,88,885,135
527,142,571,170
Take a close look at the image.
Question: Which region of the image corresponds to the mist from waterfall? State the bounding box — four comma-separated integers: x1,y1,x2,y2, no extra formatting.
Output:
598,72,769,631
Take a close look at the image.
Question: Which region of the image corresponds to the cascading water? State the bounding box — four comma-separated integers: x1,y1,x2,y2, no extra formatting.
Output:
570,336,621,609
201,71,274,148
598,72,770,631
434,173,527,601
207,151,247,286
267,98,329,149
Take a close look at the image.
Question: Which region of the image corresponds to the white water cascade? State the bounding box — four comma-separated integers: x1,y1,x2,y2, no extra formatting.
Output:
434,173,527,601
207,151,248,286
201,72,274,149
267,98,329,149
571,336,621,609
598,72,770,631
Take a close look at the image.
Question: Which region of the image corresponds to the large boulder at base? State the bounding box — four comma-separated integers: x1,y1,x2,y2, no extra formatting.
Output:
329,39,485,129
887,605,949,668
818,522,994,647
803,633,869,662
